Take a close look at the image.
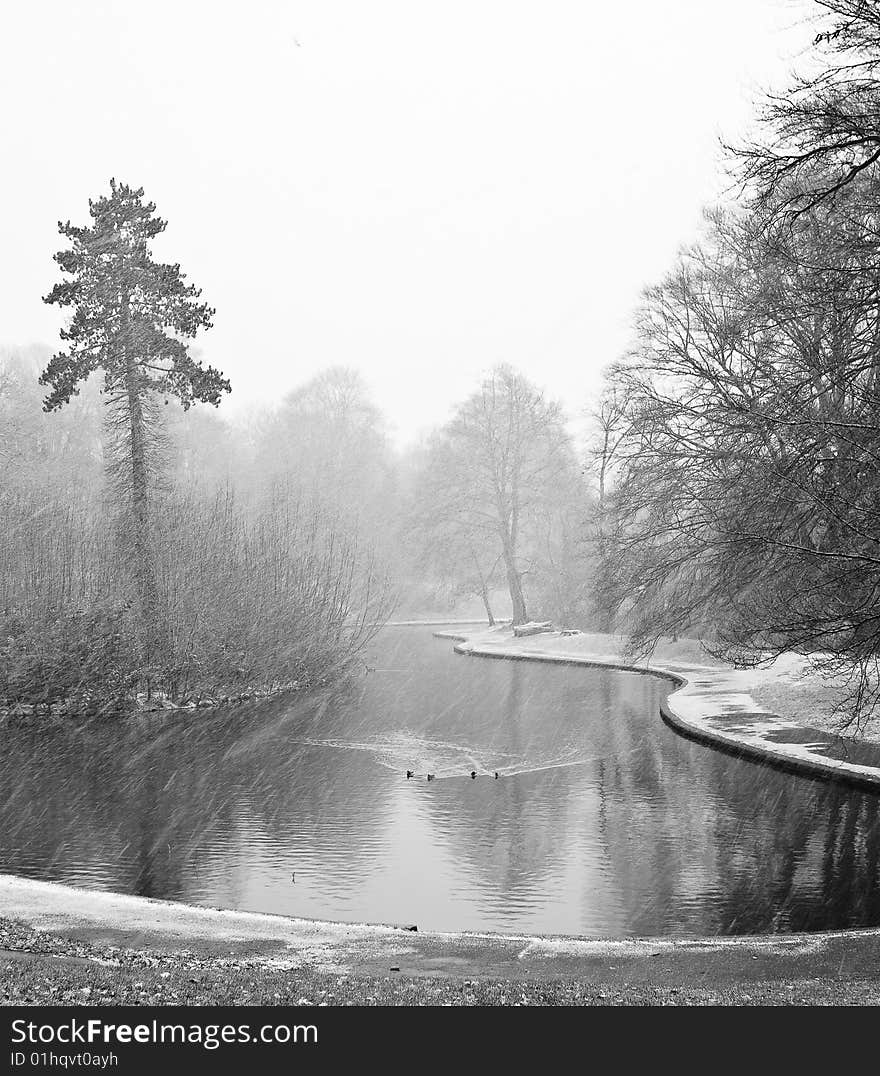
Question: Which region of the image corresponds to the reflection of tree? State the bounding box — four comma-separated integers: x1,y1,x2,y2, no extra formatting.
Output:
587,675,704,933
414,657,618,919
585,674,880,936
3,629,880,935
813,790,880,931
676,756,880,934
0,676,390,905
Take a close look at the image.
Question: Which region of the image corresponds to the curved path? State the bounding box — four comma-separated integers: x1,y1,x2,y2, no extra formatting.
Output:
438,627,880,792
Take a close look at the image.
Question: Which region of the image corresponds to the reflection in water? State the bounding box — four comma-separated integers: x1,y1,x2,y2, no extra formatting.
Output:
1,627,879,936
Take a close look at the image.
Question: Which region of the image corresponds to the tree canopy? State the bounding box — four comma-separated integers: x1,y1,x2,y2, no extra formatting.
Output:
41,179,229,412
409,366,584,625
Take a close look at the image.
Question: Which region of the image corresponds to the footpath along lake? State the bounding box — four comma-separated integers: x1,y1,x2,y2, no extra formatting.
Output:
1,626,879,936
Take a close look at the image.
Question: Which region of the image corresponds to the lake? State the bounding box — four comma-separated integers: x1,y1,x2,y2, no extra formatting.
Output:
2,626,879,936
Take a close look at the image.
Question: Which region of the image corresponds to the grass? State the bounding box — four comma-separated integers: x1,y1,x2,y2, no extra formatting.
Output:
3,918,880,1006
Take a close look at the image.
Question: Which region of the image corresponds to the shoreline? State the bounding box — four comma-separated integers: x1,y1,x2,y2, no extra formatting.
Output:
438,626,880,791
3,875,880,1005
4,623,880,1005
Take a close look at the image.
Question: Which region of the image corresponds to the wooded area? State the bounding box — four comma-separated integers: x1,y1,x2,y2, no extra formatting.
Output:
3,1,880,728
595,0,880,729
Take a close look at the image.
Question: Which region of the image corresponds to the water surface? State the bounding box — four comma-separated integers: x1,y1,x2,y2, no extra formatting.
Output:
2,627,879,936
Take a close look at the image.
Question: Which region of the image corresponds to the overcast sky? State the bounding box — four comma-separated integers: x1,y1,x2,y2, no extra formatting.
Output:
1,0,815,446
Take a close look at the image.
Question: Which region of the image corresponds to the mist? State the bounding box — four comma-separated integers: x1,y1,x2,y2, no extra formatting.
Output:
6,0,880,1021
1,0,810,446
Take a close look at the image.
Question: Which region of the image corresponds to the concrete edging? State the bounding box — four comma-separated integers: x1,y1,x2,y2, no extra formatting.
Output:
439,630,880,793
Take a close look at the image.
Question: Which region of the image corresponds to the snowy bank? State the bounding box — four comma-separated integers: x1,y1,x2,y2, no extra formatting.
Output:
437,627,880,792
5,873,880,990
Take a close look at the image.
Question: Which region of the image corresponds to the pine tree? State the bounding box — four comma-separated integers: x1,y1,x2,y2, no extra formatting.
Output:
41,179,230,667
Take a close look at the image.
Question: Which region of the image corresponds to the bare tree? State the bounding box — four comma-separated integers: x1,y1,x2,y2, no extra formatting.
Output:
405,436,503,623
584,386,634,631
254,367,396,552
734,1,880,221
601,188,880,727
411,366,576,625
586,385,631,513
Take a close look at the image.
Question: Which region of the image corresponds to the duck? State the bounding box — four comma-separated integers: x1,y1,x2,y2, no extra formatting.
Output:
494,771,499,779
406,770,414,779
426,774,435,782
470,770,477,779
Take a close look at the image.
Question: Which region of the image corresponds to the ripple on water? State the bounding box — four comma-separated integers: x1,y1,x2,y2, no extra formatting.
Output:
2,628,880,935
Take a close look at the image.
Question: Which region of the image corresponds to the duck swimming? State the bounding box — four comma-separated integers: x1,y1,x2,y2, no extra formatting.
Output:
426,774,435,782
406,770,414,779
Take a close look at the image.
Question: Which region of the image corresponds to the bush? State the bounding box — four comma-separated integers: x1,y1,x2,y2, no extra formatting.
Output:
0,607,141,712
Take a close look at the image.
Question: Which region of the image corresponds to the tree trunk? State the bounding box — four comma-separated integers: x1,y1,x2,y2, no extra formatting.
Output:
498,530,527,624
494,486,528,624
122,293,161,666
479,577,495,626
505,561,528,624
